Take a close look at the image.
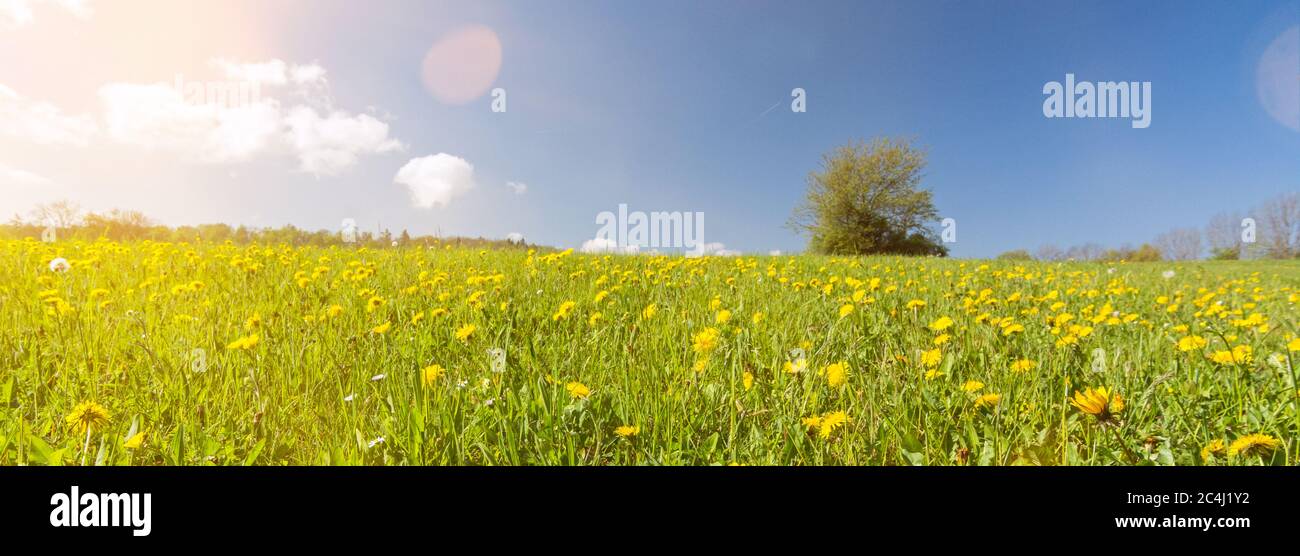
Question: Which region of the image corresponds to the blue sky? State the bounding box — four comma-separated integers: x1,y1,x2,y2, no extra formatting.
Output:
1,0,1298,257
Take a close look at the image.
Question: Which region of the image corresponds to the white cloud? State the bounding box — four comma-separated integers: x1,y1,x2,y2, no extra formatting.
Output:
211,58,329,88
506,232,524,243
506,181,527,195
1,0,92,28
579,238,732,256
92,58,399,174
695,242,738,256
58,0,90,17
212,59,289,86
580,237,620,253
580,237,642,254
3,58,401,179
99,82,281,162
0,0,35,26
0,84,97,146
0,161,51,186
290,64,328,86
394,153,476,208
285,106,403,175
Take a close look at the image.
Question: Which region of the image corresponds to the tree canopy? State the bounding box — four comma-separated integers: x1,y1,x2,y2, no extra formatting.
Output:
789,138,946,256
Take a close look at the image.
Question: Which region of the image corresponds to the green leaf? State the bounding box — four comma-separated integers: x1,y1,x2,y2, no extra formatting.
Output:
27,434,54,465
243,438,266,466
978,439,994,466
169,425,185,466
94,435,107,466
901,449,925,466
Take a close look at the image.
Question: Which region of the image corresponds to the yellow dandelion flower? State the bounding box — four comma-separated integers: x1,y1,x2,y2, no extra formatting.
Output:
123,431,145,450
371,321,392,335
565,381,591,399
1209,345,1252,365
1070,386,1124,422
226,334,259,350
824,362,849,388
974,393,1001,409
715,309,731,324
66,401,110,433
801,415,822,429
1010,359,1036,373
818,411,848,439
1200,439,1226,462
929,316,954,331
692,327,720,355
421,364,445,387
552,300,576,321
614,425,640,437
455,323,476,342
1227,433,1280,458
1177,335,1208,352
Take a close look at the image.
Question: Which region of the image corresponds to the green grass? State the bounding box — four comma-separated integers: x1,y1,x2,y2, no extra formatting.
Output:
1,238,1297,465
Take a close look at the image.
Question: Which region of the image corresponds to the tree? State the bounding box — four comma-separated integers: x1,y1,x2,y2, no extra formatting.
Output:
1204,212,1243,260
1257,192,1299,258
30,200,83,229
1064,243,1105,261
1034,244,1064,261
789,138,946,256
996,249,1033,261
83,209,155,240
1129,243,1162,262
1153,228,1202,261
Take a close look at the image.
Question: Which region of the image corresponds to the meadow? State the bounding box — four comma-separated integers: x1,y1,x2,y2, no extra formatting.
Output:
1,237,1297,466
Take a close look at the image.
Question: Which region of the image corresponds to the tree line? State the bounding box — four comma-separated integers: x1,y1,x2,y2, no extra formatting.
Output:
1011,192,1300,262
2,200,530,250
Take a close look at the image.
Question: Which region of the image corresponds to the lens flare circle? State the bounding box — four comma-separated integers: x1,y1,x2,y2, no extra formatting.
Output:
421,25,503,105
